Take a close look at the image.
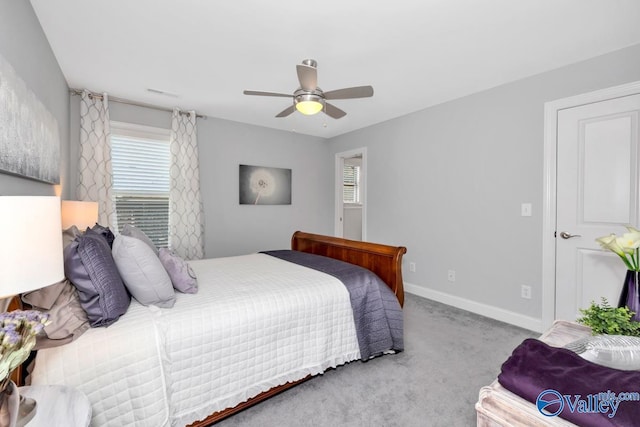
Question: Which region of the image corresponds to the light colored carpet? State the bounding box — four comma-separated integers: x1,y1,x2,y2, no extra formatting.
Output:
214,293,537,427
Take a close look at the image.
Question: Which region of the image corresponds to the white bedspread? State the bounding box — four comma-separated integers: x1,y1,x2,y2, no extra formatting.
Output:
31,253,360,427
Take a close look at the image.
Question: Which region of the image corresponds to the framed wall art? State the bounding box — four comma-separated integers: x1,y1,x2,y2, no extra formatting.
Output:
0,53,60,184
239,164,291,205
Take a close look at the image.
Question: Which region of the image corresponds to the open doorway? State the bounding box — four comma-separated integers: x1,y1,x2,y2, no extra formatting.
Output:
335,148,366,240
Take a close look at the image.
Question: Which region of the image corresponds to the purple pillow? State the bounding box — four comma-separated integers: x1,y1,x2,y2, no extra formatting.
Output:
91,223,115,248
158,248,198,294
64,229,130,327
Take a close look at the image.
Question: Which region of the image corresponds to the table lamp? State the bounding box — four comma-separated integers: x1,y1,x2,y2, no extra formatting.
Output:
61,200,99,231
0,196,65,426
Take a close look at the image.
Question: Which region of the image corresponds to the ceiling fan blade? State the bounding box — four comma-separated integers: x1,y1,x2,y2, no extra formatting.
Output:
296,64,317,91
324,86,374,100
275,105,296,118
244,90,292,98
324,102,347,119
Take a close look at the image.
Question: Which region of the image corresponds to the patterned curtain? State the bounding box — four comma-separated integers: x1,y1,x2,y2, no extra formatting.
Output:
169,109,204,260
77,90,116,229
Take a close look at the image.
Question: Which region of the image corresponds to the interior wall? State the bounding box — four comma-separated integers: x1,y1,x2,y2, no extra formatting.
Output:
328,43,640,330
69,98,333,258
198,118,333,257
0,0,70,197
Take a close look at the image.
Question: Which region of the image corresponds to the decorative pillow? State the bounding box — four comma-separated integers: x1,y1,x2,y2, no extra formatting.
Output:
112,235,176,308
22,228,90,346
91,223,115,248
62,225,82,249
565,335,640,370
159,248,198,294
22,279,90,348
64,229,130,327
121,224,158,255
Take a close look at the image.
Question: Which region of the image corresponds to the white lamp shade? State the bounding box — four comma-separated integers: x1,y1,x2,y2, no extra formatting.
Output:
61,200,99,230
0,196,65,298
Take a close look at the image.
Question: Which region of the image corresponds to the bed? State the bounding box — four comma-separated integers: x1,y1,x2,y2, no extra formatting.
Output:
28,231,407,426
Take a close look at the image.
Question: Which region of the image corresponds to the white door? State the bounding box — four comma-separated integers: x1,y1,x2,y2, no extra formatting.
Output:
555,94,640,321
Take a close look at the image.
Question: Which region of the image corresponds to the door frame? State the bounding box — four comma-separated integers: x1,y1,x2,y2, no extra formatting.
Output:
334,147,367,240
542,80,640,330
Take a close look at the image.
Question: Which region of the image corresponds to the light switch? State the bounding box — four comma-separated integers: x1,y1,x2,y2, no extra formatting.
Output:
521,203,532,217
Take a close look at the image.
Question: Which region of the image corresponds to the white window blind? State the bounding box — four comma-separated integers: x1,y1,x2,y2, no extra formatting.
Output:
343,164,360,204
111,123,170,248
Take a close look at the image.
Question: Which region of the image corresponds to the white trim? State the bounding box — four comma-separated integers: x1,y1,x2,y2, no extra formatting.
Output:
405,282,543,333
334,147,367,240
542,80,640,331
334,155,344,237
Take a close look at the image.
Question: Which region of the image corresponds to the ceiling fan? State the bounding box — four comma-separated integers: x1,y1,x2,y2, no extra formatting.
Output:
243,59,374,119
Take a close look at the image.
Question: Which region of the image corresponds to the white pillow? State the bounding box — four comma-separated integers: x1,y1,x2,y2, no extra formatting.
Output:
565,335,640,370
112,235,175,308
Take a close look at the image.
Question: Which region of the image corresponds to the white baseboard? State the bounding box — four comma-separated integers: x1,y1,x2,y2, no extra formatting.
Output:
404,282,543,333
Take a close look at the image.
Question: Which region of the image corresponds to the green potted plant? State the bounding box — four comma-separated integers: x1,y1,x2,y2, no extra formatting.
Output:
577,297,640,336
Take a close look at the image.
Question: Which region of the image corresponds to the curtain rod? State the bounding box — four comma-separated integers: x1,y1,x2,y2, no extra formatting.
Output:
69,88,206,119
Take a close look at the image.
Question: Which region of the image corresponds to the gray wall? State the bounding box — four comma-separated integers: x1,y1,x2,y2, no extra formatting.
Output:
198,118,332,257
329,43,640,326
69,99,333,257
0,0,69,197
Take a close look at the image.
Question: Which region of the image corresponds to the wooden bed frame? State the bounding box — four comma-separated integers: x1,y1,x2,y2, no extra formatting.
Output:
187,230,407,426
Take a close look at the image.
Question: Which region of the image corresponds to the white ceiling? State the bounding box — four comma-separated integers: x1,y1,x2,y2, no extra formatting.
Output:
30,0,640,139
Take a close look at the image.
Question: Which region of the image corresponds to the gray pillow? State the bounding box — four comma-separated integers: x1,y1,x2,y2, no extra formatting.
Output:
22,228,90,346
112,235,176,308
159,248,198,294
64,229,130,327
565,335,640,370
121,224,158,255
62,225,82,249
22,279,90,348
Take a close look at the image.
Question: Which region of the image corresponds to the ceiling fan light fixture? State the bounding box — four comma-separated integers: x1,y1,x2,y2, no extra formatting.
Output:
295,94,324,115
243,59,373,119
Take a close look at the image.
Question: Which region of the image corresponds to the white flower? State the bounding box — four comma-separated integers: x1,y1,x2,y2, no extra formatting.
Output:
249,169,275,204
596,227,640,271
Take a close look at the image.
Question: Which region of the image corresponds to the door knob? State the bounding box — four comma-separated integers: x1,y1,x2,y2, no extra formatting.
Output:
559,231,581,239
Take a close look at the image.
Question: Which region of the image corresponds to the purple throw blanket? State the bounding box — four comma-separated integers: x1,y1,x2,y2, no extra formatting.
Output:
498,338,640,426
262,250,403,360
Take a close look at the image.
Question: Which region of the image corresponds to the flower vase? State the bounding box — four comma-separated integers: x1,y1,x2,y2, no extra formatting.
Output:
0,381,18,427
618,270,640,322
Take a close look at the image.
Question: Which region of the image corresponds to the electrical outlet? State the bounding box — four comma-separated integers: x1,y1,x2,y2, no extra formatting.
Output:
447,270,456,282
409,262,416,272
521,285,532,299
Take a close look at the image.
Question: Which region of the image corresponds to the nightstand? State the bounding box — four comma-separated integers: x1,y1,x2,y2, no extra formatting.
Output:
18,385,91,427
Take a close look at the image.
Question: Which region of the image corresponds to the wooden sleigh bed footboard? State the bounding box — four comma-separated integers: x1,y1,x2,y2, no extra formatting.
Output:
292,231,407,306
188,231,407,426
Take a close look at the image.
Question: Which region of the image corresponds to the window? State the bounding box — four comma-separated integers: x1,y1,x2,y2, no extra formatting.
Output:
110,122,171,248
343,163,361,204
